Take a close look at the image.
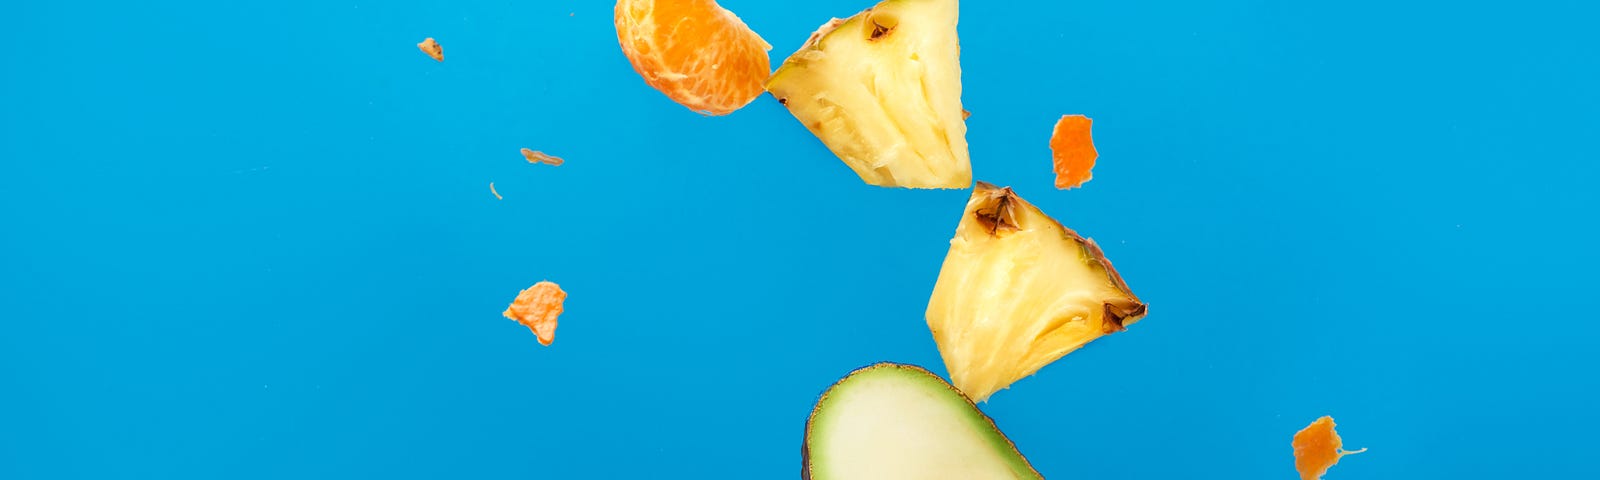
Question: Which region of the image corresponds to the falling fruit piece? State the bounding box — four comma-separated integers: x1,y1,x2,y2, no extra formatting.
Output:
1050,115,1097,189
614,0,772,115
1293,416,1365,480
766,0,971,189
521,148,565,166
503,281,567,346
490,182,502,200
925,183,1147,402
804,363,1043,480
417,37,444,62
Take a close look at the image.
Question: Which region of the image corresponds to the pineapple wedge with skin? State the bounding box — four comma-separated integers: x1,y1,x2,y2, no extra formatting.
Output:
766,0,970,189
926,183,1148,402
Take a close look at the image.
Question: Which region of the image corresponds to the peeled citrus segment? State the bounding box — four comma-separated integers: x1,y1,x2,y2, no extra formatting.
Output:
417,37,444,62
614,0,772,115
1293,416,1365,480
1050,115,1097,189
503,281,567,346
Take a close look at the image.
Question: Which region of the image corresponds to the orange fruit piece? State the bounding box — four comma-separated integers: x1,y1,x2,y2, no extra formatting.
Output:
614,0,771,115
503,281,567,346
520,148,565,166
1049,115,1098,189
417,37,443,62
1292,416,1366,480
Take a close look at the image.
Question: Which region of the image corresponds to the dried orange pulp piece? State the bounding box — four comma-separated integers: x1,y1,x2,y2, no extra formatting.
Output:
1293,416,1366,480
417,38,443,62
503,281,567,346
520,148,565,166
615,0,771,115
1050,115,1098,189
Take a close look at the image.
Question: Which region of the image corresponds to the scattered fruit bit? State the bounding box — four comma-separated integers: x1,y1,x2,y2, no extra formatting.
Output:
925,183,1147,402
502,281,567,346
417,37,444,62
1050,115,1097,189
520,148,565,166
490,182,502,200
1293,416,1366,480
614,0,772,115
767,0,971,189
805,363,1043,480
963,109,972,120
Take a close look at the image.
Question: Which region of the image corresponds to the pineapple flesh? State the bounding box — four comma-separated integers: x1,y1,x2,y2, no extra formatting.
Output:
925,183,1148,402
766,0,970,189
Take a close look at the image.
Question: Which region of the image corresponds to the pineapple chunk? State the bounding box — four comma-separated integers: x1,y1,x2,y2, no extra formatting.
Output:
766,0,970,189
925,183,1147,402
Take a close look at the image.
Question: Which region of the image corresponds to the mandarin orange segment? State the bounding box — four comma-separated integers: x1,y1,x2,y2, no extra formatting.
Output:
614,0,772,115
1050,115,1098,189
503,281,567,346
1293,416,1365,480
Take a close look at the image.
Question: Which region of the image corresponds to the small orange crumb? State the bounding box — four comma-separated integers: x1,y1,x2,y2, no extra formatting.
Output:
1049,115,1098,189
490,182,502,200
963,109,972,120
417,37,444,62
1293,416,1366,480
520,148,565,166
503,281,567,346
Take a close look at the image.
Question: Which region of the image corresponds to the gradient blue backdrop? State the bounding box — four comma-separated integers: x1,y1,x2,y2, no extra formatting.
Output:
3,1,1597,478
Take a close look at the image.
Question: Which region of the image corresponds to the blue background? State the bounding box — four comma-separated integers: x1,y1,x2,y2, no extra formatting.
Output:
3,0,1596,478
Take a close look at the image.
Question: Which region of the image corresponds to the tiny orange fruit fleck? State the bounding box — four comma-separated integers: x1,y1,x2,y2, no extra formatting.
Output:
1050,115,1098,189
614,0,771,115
520,148,565,166
417,37,444,62
503,281,567,346
1293,416,1366,480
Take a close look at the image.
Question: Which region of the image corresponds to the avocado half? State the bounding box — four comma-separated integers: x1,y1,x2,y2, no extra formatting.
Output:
802,363,1043,480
